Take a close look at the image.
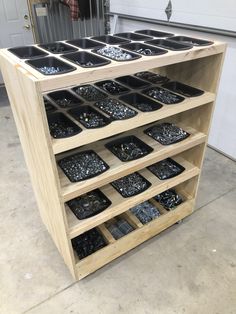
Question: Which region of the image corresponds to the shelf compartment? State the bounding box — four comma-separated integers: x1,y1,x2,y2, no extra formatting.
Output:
115,32,153,41
135,29,174,38
75,196,194,279
58,124,205,202
66,38,105,49
38,42,78,54
66,156,198,238
52,91,214,154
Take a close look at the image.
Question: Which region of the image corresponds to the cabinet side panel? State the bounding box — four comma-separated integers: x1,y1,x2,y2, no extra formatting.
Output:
0,53,76,277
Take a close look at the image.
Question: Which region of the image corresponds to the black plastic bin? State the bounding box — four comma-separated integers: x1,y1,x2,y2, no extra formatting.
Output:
47,90,83,108
73,85,107,102
143,86,185,104
162,81,204,97
135,29,174,38
47,112,82,138
26,56,76,75
92,35,130,45
8,45,48,59
120,93,163,112
68,105,111,129
66,38,105,49
115,32,153,41
169,36,213,46
95,80,130,95
62,51,110,68
44,97,57,113
134,71,169,84
39,42,77,54
145,39,192,51
119,42,168,56
105,135,153,162
116,75,150,89
148,158,185,180
93,47,141,62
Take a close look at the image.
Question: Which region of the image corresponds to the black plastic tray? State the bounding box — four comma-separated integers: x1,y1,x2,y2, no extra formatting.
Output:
39,42,77,54
68,105,111,129
47,90,83,108
72,228,107,259
154,188,183,210
44,97,57,113
148,158,185,180
135,29,174,38
92,47,141,62
58,150,110,183
62,51,110,68
111,172,152,198
105,135,153,162
143,86,185,104
170,36,214,46
119,42,168,56
145,39,192,51
116,75,150,89
144,123,190,145
134,71,170,84
115,32,153,41
95,98,138,120
8,45,48,59
67,189,112,220
47,112,82,138
26,56,76,75
162,81,204,97
119,93,163,112
73,85,107,102
95,80,130,95
92,35,130,45
66,38,105,49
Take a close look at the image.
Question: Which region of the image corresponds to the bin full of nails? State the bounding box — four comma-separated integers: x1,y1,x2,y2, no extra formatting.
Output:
148,158,185,180
67,189,111,220
58,150,109,182
135,71,170,84
144,86,185,104
105,135,153,162
155,188,183,210
72,228,107,259
107,218,134,240
47,112,82,138
94,46,140,61
111,172,151,198
130,201,161,224
73,85,107,102
95,99,137,120
95,80,129,95
144,123,190,145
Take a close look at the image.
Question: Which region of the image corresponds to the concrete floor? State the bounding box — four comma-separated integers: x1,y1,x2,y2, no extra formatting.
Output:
0,86,236,314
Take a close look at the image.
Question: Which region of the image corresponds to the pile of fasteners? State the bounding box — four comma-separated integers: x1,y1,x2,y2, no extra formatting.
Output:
74,85,107,101
107,218,134,239
130,201,161,224
148,158,185,180
144,86,184,104
155,189,183,210
95,99,137,120
96,47,133,61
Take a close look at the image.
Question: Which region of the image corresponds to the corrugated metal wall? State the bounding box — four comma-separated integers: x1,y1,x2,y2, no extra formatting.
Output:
31,0,109,43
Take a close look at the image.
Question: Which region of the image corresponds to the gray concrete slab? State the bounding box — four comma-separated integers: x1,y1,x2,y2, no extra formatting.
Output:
0,100,236,314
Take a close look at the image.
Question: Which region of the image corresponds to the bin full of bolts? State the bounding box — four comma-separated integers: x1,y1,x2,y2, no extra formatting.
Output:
95,99,137,120
144,122,190,145
130,201,161,224
58,150,109,182
155,188,183,210
67,189,112,220
93,46,141,62
111,172,151,198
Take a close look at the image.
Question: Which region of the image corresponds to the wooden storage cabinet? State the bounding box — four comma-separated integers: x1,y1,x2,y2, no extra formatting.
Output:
0,34,226,280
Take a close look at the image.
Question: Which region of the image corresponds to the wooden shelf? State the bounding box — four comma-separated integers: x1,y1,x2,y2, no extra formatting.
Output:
75,197,194,280
66,156,199,238
58,124,206,201
52,91,214,154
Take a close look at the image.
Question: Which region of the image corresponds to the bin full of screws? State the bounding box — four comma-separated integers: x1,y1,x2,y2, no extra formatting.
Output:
154,188,183,210
105,135,153,162
111,172,151,198
73,85,107,102
67,189,112,220
72,228,107,259
148,158,185,180
134,71,170,84
144,86,185,104
93,46,140,61
144,122,190,145
95,99,137,120
58,150,109,182
130,201,161,224
107,218,134,240
68,105,111,129
96,80,129,95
